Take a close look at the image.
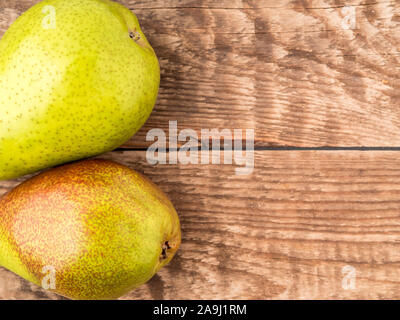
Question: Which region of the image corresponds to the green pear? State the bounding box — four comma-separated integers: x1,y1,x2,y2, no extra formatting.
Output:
0,0,160,180
0,159,181,300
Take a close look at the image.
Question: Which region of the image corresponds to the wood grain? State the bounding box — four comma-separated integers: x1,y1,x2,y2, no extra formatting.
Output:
1,150,400,299
132,0,400,148
1,0,399,147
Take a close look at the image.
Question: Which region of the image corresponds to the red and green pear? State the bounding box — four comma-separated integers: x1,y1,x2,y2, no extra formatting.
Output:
0,159,181,300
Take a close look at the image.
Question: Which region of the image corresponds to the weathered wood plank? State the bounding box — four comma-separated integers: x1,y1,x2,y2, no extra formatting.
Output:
132,1,400,148
1,1,399,148
2,150,400,299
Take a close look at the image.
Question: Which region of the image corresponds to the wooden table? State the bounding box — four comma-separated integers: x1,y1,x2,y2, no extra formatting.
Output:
0,0,399,300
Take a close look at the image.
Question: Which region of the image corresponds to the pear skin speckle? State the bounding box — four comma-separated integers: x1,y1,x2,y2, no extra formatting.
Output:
0,159,181,300
0,0,160,180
